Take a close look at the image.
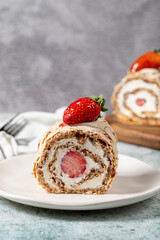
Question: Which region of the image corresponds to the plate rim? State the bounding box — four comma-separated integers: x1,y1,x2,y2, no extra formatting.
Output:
0,153,160,210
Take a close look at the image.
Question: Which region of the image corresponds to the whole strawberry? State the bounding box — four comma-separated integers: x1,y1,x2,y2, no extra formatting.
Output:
130,49,160,73
63,94,107,125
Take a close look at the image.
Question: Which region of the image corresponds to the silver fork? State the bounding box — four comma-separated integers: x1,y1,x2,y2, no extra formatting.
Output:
0,114,27,159
0,113,27,136
1,114,36,145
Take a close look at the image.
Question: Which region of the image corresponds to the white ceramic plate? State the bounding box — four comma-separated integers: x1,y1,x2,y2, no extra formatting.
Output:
0,154,160,210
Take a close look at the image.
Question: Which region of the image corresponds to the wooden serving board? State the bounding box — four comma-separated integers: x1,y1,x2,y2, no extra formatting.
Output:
105,115,160,150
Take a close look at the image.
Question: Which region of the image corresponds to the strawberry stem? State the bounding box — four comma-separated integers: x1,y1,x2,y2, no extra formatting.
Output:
90,94,108,112
154,49,160,56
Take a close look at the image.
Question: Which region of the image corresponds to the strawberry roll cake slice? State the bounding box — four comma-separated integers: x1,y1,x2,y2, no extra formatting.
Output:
33,95,118,194
111,50,160,125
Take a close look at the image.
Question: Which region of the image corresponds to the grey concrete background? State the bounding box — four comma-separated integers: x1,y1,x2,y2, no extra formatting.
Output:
0,0,160,113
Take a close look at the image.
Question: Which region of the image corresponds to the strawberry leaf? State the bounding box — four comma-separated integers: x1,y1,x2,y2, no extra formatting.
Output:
154,49,160,56
90,94,108,112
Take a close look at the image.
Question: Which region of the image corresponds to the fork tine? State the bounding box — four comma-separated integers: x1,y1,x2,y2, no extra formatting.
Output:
5,117,24,133
0,113,20,131
8,118,27,137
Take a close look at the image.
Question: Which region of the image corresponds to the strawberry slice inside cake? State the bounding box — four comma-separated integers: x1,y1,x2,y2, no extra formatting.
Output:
61,150,86,178
136,98,146,107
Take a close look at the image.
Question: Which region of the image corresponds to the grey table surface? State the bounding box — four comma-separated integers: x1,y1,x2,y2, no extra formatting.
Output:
0,114,160,240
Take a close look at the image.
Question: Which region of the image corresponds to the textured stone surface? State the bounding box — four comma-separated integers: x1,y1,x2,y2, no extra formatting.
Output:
0,0,160,113
0,114,160,240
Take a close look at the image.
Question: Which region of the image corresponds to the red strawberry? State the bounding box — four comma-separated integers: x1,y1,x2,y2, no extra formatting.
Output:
63,94,107,125
130,50,160,73
61,150,86,178
136,98,146,106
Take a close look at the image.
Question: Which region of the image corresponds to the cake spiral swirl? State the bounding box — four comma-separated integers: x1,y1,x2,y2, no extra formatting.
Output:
33,120,118,194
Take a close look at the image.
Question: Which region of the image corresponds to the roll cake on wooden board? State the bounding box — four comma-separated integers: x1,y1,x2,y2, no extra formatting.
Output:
106,114,160,150
111,50,160,148
111,68,160,125
33,95,118,194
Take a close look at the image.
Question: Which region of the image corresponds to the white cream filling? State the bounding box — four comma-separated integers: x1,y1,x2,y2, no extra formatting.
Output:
138,68,160,78
126,90,157,117
41,137,110,190
117,79,159,117
55,148,99,188
80,172,106,189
